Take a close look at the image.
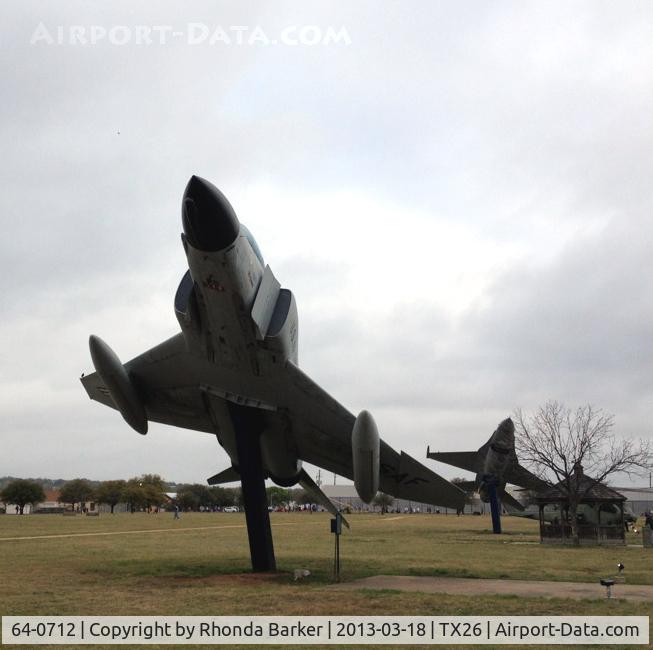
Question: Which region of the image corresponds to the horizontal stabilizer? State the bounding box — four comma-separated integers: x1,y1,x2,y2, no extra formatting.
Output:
504,463,549,492
453,480,477,493
382,451,467,511
298,469,350,528
207,466,240,486
427,449,484,474
501,490,525,512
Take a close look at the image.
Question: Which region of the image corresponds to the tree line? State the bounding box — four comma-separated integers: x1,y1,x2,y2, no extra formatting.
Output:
0,473,398,516
3,401,651,535
0,475,358,514
0,474,169,514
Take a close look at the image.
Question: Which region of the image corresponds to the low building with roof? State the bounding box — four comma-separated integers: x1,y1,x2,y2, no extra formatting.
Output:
33,489,65,514
535,464,626,546
612,487,653,516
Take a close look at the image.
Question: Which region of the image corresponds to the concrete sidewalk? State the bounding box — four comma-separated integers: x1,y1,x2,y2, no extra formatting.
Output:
328,575,653,602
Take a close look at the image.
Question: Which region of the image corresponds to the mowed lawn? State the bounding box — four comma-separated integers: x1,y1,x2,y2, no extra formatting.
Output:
0,512,650,648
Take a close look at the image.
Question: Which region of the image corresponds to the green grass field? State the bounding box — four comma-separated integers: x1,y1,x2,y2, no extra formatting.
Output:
0,511,650,648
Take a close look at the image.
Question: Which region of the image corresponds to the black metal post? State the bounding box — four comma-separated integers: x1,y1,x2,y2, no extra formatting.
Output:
229,403,276,572
331,512,342,581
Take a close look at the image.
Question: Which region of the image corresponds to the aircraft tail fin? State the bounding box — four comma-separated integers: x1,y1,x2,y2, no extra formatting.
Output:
298,469,350,528
207,466,240,486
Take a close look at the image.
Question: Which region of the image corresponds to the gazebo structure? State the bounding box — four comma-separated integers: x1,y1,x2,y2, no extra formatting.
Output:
536,465,626,546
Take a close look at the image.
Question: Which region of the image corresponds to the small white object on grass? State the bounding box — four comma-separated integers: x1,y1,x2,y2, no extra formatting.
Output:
293,569,310,581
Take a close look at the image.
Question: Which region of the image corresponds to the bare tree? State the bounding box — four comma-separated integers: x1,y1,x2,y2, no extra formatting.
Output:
514,400,652,544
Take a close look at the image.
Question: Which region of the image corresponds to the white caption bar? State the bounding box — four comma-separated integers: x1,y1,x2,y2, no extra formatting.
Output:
2,616,649,645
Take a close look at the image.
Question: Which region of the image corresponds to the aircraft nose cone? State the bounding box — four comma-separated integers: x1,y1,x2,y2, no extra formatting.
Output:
498,417,514,431
182,175,240,251
495,417,515,443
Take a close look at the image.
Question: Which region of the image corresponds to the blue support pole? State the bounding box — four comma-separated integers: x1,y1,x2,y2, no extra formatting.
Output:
487,477,502,534
228,403,276,572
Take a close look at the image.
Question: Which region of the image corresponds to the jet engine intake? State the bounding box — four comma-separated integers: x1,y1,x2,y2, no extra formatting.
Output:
352,410,380,503
174,270,202,350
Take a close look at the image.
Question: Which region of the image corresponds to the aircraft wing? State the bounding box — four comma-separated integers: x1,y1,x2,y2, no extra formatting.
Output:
282,361,466,510
426,450,484,475
81,337,467,509
81,334,216,434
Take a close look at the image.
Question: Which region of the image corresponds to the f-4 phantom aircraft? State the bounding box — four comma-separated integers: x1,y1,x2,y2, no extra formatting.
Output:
427,417,548,513
81,175,466,570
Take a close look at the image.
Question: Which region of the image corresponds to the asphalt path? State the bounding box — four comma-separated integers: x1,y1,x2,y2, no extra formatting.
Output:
329,574,653,602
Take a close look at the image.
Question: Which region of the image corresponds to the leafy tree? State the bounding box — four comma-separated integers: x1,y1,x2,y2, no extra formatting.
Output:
372,492,394,514
120,475,167,512
231,487,243,508
59,479,95,511
296,489,314,506
515,401,652,545
139,474,167,491
121,481,147,513
0,479,45,514
95,480,126,514
194,484,213,508
266,486,291,508
209,486,234,507
132,474,167,511
176,484,212,511
176,488,199,511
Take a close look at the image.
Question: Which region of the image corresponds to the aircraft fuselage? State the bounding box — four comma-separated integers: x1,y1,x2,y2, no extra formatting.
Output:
175,176,301,485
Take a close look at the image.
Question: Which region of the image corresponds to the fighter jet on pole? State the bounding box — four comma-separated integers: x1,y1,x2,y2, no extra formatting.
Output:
427,418,549,529
81,175,466,571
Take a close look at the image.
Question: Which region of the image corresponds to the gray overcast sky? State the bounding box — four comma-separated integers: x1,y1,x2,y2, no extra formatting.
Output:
1,1,652,487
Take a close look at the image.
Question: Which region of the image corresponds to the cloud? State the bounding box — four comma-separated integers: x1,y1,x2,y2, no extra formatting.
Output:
1,1,652,485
